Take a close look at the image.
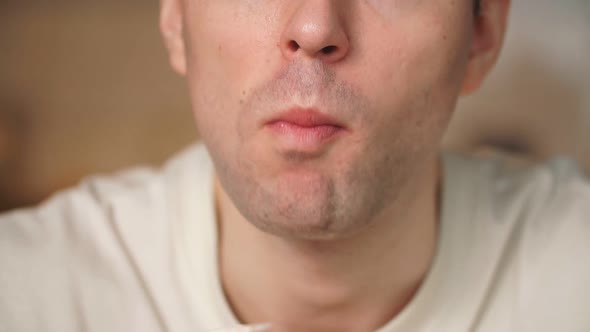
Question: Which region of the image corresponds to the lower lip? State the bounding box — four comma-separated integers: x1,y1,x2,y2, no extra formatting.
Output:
266,121,343,152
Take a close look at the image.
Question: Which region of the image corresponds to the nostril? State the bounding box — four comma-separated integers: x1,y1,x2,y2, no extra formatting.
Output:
321,45,338,55
288,40,300,52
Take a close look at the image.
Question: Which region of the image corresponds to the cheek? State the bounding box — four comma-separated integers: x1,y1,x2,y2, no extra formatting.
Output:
184,2,280,97
184,5,283,151
360,20,468,130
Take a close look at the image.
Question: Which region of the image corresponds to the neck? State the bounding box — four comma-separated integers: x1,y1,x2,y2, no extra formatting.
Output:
216,160,440,332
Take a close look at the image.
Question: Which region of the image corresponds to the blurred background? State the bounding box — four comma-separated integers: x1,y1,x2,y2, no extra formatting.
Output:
0,0,589,212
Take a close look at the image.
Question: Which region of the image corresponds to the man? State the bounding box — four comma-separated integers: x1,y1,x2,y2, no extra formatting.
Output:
1,0,589,331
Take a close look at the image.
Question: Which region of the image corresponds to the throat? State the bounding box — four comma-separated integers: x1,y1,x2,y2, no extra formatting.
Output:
221,253,423,332
214,162,440,332
218,217,436,332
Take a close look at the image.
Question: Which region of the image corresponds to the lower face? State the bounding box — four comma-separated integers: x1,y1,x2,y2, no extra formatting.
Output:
182,0,474,239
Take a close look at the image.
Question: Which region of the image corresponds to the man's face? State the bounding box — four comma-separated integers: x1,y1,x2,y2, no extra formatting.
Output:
162,0,502,239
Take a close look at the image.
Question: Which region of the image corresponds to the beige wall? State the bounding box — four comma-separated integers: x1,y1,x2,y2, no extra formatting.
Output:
0,1,196,209
445,0,590,168
1,0,589,211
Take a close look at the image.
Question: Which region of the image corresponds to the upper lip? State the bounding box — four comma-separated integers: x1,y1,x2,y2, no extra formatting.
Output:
264,107,347,129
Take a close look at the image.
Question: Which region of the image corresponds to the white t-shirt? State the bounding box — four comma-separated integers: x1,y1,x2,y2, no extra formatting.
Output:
0,144,589,332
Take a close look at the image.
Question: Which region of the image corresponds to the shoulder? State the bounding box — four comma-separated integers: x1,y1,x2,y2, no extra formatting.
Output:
456,153,590,327
446,152,590,226
444,153,590,327
0,164,165,330
482,156,590,274
0,162,164,252
0,143,211,247
483,155,590,230
511,159,590,328
0,143,211,331
445,151,590,273
444,152,590,270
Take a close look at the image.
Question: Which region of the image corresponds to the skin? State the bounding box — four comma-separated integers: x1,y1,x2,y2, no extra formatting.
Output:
160,0,510,331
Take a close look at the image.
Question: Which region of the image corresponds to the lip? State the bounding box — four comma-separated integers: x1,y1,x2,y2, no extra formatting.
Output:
264,108,347,154
265,108,346,128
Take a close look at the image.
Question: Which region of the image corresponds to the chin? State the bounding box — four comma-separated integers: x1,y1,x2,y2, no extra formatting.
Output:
248,211,348,241
214,144,389,241
238,171,361,240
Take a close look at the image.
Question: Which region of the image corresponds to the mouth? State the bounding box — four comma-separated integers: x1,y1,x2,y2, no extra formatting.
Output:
264,108,348,155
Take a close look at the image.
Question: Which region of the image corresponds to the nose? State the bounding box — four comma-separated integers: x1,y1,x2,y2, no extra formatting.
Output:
280,1,350,64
